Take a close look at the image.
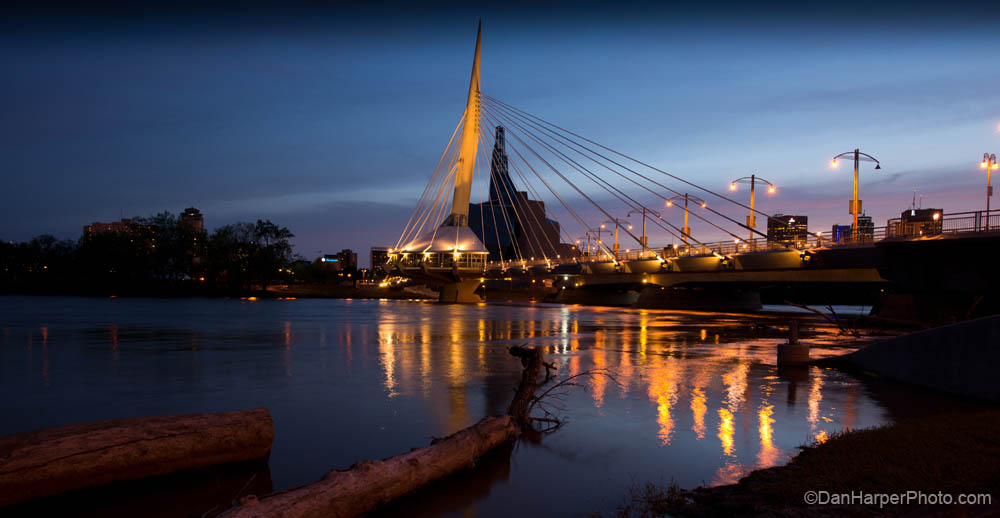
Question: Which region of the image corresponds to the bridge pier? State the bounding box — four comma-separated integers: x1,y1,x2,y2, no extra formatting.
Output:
439,279,483,303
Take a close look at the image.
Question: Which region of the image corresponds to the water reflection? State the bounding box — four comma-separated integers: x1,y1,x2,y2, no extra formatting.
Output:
0,297,980,518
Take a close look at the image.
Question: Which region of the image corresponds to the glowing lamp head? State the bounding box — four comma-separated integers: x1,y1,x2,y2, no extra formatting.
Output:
627,224,633,230
768,186,776,193
831,159,839,168
600,223,606,229
729,183,736,191
700,202,707,208
666,200,673,207
982,161,989,169
933,212,940,221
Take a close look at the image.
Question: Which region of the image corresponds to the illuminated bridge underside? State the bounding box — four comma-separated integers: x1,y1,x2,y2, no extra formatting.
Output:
577,266,886,289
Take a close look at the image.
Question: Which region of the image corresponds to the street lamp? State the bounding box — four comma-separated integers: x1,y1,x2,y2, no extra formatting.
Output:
602,218,632,256
628,207,661,253
665,194,706,246
831,148,880,240
729,174,776,243
981,153,997,229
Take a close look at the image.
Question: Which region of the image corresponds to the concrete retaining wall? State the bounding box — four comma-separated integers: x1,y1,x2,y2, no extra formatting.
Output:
845,315,1000,401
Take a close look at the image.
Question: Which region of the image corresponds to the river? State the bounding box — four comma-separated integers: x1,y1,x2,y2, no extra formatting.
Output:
0,296,974,517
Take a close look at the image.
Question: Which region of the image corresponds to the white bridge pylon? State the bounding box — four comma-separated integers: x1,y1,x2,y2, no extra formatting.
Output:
390,22,490,302
388,23,814,302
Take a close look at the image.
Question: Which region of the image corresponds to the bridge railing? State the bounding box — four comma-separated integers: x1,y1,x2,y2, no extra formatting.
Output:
886,209,1000,238
479,210,1000,271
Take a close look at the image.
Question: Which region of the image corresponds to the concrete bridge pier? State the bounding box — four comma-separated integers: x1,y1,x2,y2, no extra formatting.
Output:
439,279,483,303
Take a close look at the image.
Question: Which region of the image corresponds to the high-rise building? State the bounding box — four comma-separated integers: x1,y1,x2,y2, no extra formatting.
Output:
857,215,875,240
767,215,808,247
370,247,390,276
468,126,577,261
179,207,204,232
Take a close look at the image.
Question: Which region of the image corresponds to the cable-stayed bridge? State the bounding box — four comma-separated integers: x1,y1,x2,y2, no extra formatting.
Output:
385,24,1000,309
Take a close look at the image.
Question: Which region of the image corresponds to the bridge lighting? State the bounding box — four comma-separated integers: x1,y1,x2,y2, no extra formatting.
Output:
700,202,707,208
729,183,737,191
729,174,776,242
933,212,940,221
831,159,839,168
666,200,673,207
832,148,881,239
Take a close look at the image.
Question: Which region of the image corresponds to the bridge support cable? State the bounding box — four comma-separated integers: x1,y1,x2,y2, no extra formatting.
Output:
483,99,740,244
477,131,526,265
477,126,551,265
488,113,631,262
483,98,754,244
483,103,730,254
400,141,463,252
483,95,785,234
476,119,563,263
476,129,527,265
397,124,464,249
477,107,614,260
475,108,584,258
474,130,508,267
488,115,616,261
395,116,465,250
482,103,692,251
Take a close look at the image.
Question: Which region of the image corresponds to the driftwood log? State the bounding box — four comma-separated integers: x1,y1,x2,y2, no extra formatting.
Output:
220,346,546,518
0,407,274,507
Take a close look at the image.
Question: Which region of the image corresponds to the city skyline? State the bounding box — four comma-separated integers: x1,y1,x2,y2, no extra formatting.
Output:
3,4,999,267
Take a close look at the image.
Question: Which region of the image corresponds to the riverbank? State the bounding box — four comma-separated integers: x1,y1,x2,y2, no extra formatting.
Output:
618,409,999,517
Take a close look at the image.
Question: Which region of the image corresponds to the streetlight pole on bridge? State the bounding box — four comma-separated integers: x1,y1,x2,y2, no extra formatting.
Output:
981,153,997,230
729,174,775,244
602,218,632,256
627,207,661,254
665,194,706,246
831,149,880,241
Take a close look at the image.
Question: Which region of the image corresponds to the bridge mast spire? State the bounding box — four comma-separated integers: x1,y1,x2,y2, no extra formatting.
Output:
445,21,482,227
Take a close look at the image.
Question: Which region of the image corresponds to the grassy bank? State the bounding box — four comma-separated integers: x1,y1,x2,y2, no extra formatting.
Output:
613,409,1000,517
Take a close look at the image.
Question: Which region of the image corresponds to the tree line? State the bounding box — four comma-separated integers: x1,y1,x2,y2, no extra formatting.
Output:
0,212,296,296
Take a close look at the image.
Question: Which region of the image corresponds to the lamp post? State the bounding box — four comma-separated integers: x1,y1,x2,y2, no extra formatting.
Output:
665,194,706,246
831,149,880,240
628,207,661,255
602,218,632,257
729,174,775,244
981,153,997,230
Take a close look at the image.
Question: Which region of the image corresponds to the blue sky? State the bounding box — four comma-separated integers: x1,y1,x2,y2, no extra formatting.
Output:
2,4,999,265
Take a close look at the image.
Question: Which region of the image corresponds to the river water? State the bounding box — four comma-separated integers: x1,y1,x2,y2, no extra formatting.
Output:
0,296,974,517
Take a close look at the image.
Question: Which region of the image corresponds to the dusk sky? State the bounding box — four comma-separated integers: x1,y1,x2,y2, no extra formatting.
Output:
3,3,999,266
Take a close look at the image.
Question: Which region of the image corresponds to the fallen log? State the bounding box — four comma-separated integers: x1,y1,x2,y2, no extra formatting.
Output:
220,346,546,518
0,407,274,507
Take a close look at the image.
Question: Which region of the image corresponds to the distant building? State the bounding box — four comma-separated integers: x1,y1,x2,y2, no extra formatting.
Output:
179,207,204,232
320,249,357,271
857,215,875,240
830,224,853,244
83,218,135,238
370,247,390,276
889,208,943,237
767,215,808,247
